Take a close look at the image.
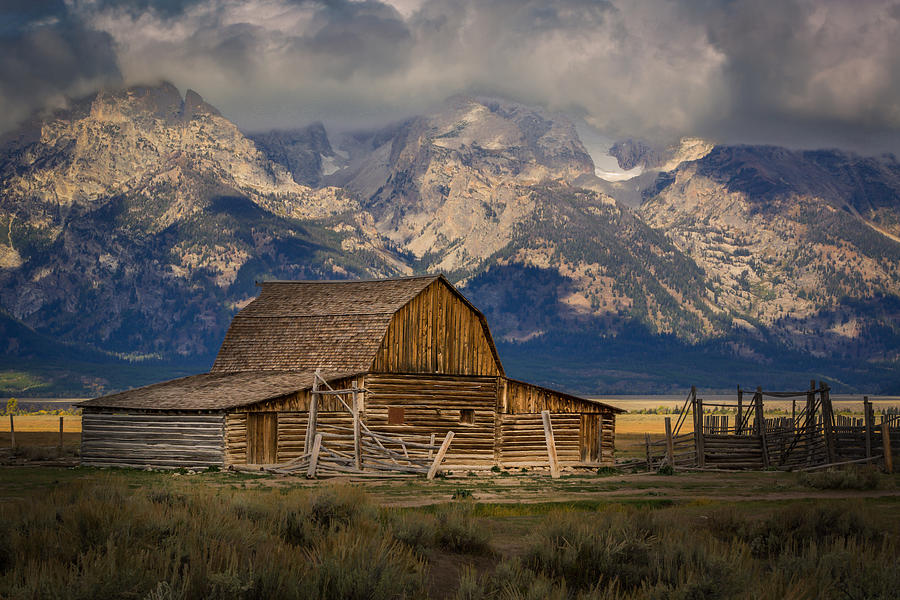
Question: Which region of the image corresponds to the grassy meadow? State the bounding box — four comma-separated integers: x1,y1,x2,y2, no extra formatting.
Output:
1,395,899,598
1,466,899,600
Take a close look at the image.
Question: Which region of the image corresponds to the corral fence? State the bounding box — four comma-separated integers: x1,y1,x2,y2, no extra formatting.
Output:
629,382,899,472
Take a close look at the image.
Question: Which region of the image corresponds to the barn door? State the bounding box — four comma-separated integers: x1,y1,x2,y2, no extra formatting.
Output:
247,412,278,464
579,414,600,463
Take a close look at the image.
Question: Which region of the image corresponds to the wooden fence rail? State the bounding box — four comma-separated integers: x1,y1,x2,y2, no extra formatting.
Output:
626,386,900,472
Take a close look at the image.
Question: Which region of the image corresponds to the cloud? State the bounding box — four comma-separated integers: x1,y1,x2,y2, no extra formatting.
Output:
1,0,898,153
700,0,900,151
0,0,121,133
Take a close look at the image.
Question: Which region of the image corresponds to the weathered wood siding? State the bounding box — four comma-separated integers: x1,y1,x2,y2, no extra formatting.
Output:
275,412,356,463
247,412,278,464
371,281,501,376
364,373,498,466
81,411,224,468
225,413,247,465
242,375,366,413
497,413,581,467
580,414,600,462
502,379,606,414
601,413,615,464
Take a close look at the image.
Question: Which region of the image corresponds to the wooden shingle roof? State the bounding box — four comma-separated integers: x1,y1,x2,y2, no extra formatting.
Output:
211,275,442,373
79,370,357,411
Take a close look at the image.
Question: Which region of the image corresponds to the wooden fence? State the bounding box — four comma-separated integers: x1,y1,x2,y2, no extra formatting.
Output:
629,385,898,472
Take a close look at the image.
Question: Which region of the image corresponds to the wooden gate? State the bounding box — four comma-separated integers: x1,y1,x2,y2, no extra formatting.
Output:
579,414,600,463
247,412,278,464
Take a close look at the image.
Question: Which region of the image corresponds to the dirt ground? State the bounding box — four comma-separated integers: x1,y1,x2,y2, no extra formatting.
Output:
2,464,898,510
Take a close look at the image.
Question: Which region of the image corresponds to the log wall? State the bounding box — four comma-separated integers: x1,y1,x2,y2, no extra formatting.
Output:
224,373,619,469
243,374,365,413
81,411,225,469
601,413,616,464
371,280,501,376
364,373,498,466
275,412,357,463
502,378,608,414
225,413,247,466
497,413,581,467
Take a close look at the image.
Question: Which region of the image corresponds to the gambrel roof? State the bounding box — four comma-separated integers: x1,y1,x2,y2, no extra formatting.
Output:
210,275,503,374
81,276,626,413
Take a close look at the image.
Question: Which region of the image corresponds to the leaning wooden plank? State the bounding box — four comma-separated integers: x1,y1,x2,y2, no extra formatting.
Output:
427,432,456,480
307,433,323,478
541,411,560,479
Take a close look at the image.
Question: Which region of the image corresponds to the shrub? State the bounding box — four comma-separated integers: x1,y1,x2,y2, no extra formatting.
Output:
740,502,881,558
521,512,654,592
434,503,491,554
147,489,188,507
454,566,486,600
307,488,368,528
280,510,316,547
299,529,426,599
657,463,675,476
391,512,437,554
799,467,880,491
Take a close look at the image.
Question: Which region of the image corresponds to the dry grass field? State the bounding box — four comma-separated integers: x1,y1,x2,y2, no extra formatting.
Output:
0,465,898,599
2,394,899,598
0,414,81,432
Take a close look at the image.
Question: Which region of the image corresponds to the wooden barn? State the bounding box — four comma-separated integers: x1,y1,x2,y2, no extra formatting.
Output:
79,276,622,473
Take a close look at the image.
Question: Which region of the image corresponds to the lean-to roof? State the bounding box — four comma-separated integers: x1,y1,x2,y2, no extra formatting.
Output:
78,370,358,411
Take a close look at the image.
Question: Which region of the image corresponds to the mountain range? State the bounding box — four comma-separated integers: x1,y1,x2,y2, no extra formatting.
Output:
2,83,899,396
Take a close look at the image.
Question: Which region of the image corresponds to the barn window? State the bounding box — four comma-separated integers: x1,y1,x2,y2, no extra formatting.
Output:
388,406,405,425
459,409,475,425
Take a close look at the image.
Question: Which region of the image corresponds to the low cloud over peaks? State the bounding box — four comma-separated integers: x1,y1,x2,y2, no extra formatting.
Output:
2,0,898,153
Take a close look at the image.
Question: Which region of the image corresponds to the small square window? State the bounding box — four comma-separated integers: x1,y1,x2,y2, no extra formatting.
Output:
388,406,405,425
459,409,475,425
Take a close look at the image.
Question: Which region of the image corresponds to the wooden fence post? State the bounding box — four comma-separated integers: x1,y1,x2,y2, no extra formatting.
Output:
307,433,323,478
806,380,816,466
736,386,743,435
696,398,705,467
428,433,436,460
427,431,455,480
9,414,14,449
58,416,64,456
882,422,893,474
755,388,770,468
820,382,836,464
644,433,652,472
864,396,873,463
352,381,362,471
541,410,560,479
664,417,675,470
305,372,320,455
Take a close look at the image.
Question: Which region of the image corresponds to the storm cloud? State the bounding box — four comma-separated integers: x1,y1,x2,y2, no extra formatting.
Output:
2,0,899,153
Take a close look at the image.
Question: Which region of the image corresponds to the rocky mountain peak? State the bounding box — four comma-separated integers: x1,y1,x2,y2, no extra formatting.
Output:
1,84,899,394
182,88,220,120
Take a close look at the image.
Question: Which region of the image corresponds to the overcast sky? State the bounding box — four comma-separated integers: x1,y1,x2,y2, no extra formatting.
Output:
2,0,899,154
